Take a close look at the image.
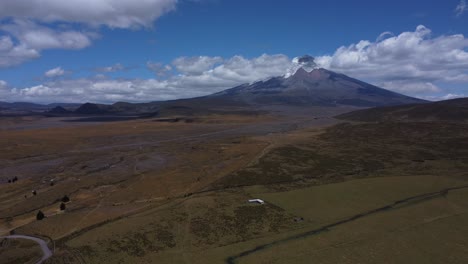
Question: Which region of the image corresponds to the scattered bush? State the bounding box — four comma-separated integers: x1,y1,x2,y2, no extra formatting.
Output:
61,195,70,203
36,210,45,220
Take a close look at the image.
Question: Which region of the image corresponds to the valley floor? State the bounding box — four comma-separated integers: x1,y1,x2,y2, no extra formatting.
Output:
1,108,468,263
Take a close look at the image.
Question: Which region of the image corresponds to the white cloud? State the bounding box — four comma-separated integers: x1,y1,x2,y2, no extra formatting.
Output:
172,56,223,75
0,0,177,29
0,80,8,90
422,93,466,101
96,63,125,73
315,25,468,95
0,80,11,98
147,62,172,77
455,0,467,17
209,54,290,83
4,54,293,104
3,25,468,103
440,93,466,100
0,0,177,67
0,39,39,67
2,20,93,50
0,20,94,67
45,67,66,78
0,36,13,51
379,81,441,94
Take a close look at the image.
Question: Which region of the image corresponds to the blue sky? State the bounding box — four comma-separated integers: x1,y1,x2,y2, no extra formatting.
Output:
0,0,467,103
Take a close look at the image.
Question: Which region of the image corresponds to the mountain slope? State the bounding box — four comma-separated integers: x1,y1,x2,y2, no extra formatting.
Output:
74,102,159,115
337,97,468,122
209,68,425,107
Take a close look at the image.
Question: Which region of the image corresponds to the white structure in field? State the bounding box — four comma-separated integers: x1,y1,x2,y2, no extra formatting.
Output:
248,199,265,204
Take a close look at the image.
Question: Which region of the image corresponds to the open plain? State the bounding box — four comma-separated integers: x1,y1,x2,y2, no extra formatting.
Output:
1,103,468,264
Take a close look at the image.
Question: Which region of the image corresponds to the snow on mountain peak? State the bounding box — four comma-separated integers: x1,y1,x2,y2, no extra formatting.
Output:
284,55,319,78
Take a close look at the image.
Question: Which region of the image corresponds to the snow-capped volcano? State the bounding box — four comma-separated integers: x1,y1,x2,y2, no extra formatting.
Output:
210,67,426,107
285,55,320,78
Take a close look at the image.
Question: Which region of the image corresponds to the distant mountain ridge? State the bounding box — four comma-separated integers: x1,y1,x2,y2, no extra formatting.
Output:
0,102,81,109
73,102,159,115
1,67,427,116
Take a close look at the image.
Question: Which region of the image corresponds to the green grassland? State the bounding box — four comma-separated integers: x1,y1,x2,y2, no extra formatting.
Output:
240,187,468,264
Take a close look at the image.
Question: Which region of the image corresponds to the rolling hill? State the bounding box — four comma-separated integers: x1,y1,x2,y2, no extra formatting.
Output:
337,97,468,122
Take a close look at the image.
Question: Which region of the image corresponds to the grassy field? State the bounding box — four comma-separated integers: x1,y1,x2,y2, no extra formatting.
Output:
216,122,468,188
2,113,468,263
246,175,468,227
239,187,468,264
44,175,467,264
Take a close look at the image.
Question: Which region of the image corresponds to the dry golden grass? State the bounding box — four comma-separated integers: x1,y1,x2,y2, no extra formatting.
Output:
3,114,468,264
0,113,276,240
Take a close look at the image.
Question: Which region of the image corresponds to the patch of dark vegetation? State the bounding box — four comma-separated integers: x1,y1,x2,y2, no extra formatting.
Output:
216,146,358,187
216,121,468,189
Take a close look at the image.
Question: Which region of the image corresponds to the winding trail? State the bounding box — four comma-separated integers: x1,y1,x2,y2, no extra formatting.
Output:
225,184,468,264
0,235,52,264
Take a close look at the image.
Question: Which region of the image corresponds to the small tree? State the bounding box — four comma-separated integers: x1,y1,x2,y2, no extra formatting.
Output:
36,210,45,220
61,195,70,203
60,203,66,211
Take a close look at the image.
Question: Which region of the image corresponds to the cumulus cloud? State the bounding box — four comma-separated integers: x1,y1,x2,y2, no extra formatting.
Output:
0,0,177,29
315,25,468,95
173,56,223,75
209,54,290,83
45,67,66,78
4,25,468,103
455,0,467,17
0,80,12,98
0,0,177,67
0,20,94,67
379,81,441,94
4,54,293,103
0,80,8,90
147,62,173,77
1,20,93,50
0,35,39,67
